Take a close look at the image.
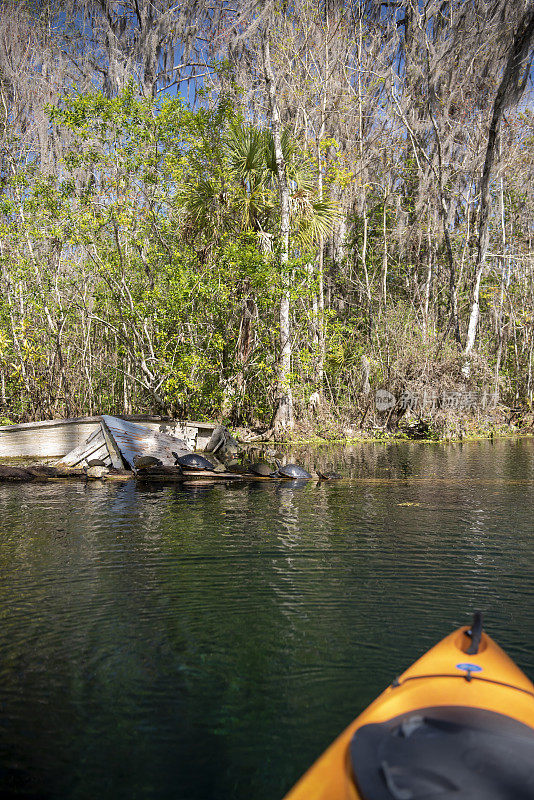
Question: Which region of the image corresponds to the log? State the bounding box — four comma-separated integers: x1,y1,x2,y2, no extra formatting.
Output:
134,466,242,481
0,465,35,481
0,464,132,482
135,467,278,482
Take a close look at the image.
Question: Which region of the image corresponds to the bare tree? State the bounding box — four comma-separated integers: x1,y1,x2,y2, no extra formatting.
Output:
262,31,294,432
464,3,534,368
0,2,84,173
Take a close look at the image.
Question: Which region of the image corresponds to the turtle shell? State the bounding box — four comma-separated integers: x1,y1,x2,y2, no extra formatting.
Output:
133,455,162,469
176,453,214,471
226,463,251,474
85,465,109,479
249,462,273,476
277,463,312,479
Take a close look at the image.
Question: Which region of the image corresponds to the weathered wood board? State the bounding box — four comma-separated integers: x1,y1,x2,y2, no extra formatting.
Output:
57,428,113,468
100,424,125,468
0,417,101,458
101,415,191,469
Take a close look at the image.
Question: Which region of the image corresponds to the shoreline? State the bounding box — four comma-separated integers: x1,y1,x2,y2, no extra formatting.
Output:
235,409,534,448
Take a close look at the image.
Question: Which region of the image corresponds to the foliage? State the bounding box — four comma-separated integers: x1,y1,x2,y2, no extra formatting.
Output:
1,1,534,433
0,90,337,422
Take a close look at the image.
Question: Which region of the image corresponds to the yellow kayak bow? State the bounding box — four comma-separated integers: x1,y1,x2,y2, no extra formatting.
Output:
283,613,534,800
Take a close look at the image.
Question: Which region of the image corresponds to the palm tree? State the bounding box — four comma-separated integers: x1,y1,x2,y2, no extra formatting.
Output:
178,119,336,245
177,117,337,426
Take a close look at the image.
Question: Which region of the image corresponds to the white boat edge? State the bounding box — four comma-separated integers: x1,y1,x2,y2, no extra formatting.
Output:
0,416,219,459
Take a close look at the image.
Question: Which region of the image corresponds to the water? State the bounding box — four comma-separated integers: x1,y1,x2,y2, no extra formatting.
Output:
1,438,534,800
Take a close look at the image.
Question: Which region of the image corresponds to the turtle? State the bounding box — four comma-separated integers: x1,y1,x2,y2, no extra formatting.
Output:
248,462,274,477
87,458,107,468
85,465,109,479
316,470,342,480
224,461,252,474
133,455,163,470
274,461,312,479
173,452,216,472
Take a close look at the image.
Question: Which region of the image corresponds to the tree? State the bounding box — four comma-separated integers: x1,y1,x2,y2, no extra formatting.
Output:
464,3,534,369
178,103,337,425
262,32,294,432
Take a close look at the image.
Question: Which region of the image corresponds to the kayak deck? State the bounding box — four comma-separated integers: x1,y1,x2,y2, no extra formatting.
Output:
351,705,534,800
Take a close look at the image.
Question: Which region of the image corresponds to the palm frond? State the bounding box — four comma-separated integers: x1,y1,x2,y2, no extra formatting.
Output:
175,177,232,239
226,122,268,184
264,129,316,194
292,197,339,245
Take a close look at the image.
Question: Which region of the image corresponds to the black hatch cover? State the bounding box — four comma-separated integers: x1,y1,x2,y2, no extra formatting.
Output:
350,705,534,800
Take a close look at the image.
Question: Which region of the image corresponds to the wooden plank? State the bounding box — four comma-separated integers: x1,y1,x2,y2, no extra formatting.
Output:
57,428,119,468
57,428,106,467
101,423,124,469
0,415,219,433
0,421,101,458
0,416,103,432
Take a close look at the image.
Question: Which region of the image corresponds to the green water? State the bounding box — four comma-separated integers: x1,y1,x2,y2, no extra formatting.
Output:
1,438,533,799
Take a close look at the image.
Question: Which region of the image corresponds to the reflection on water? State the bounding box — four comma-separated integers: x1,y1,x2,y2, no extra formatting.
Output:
0,438,534,800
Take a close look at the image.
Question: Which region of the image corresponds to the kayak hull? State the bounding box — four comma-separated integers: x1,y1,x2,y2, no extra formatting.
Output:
283,625,534,800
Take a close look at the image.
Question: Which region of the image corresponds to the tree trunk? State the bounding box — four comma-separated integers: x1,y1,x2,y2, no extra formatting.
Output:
380,195,388,310
360,194,372,337
262,31,293,433
464,5,534,370
422,225,432,336
315,95,326,388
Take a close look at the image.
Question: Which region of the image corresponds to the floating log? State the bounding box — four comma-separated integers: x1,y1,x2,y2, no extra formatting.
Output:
0,464,132,483
0,461,317,484
26,465,71,479
135,466,243,481
134,467,295,482
0,465,37,481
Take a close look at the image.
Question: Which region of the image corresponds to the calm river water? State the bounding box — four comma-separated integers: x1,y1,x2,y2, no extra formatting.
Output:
1,438,534,800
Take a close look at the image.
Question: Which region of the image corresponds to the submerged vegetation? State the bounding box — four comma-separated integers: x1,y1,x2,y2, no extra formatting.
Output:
0,0,533,439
